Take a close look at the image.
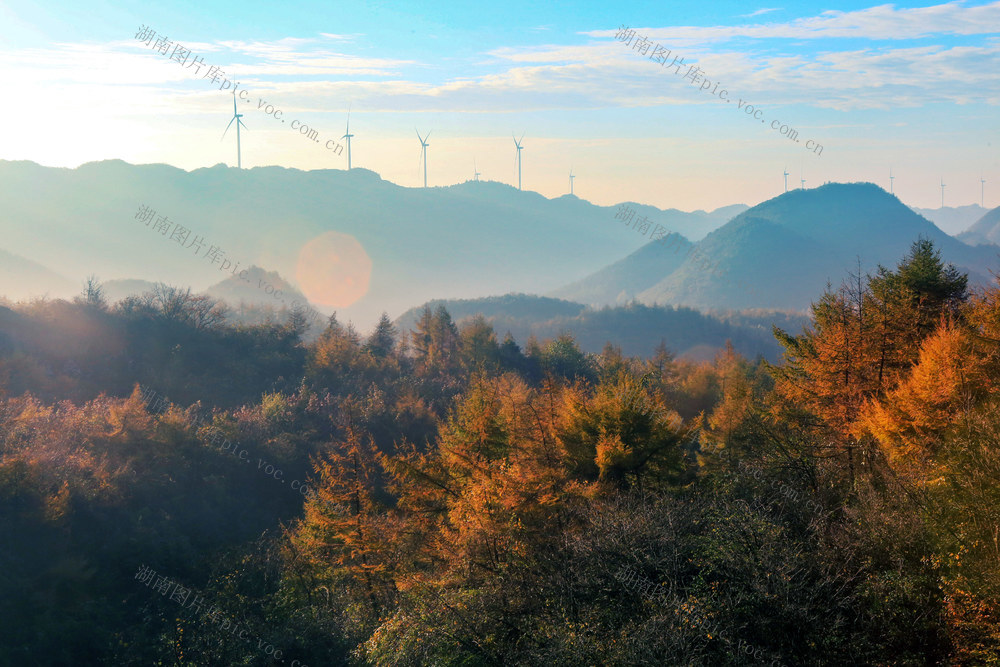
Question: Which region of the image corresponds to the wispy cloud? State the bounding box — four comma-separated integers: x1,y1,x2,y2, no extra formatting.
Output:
742,8,781,19
3,3,1000,124
588,2,1000,41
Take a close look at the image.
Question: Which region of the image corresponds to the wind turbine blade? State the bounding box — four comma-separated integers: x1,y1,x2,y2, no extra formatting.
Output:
238,118,248,130
425,130,431,142
415,128,422,142
222,116,236,140
519,133,525,144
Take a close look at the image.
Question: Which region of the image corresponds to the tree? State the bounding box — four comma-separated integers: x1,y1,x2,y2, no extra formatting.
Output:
536,333,596,384
497,332,530,377
75,275,107,310
771,240,970,481
150,283,227,329
699,341,756,465
286,410,395,633
409,305,461,376
458,315,501,373
557,370,688,490
861,321,985,470
363,312,397,359
307,313,370,395
283,302,313,342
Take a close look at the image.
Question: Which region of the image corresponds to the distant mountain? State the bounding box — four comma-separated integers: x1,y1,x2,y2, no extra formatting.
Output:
608,202,749,242
395,294,809,362
638,214,831,310
911,204,987,236
958,206,1000,246
559,183,999,313
548,233,693,306
640,184,999,310
101,269,322,333
0,160,745,328
203,265,308,309
98,269,308,311
0,248,76,302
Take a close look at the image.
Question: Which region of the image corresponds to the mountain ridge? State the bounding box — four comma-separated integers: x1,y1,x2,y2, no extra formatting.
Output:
0,159,745,327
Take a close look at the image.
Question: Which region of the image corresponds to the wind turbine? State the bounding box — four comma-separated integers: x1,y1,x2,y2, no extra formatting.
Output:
800,173,806,190
342,105,354,170
222,89,248,168
474,159,481,182
513,133,525,191
569,169,575,195
783,167,789,193
982,173,987,208
890,167,895,195
416,129,431,188
941,177,946,208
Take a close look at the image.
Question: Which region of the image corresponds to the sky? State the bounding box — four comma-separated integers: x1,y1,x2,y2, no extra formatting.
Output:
0,0,998,211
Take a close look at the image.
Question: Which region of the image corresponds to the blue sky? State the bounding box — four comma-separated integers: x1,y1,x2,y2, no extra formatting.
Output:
1,0,998,210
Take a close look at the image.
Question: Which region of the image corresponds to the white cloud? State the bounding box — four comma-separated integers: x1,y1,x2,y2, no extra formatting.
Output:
588,2,1000,41
742,8,782,18
2,4,999,127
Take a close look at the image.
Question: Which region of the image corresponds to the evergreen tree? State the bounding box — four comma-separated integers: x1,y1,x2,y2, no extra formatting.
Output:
363,312,397,359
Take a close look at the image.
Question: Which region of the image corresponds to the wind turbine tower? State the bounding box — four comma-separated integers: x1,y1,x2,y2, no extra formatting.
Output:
474,159,480,182
342,106,354,170
783,167,789,193
800,174,806,190
941,178,946,208
513,133,525,191
982,174,987,208
416,129,431,188
222,89,248,169
569,169,575,195
890,167,895,195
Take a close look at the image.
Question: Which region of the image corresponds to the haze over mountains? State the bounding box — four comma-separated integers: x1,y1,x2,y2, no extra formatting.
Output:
556,183,1000,312
549,232,695,306
0,248,75,301
958,205,1000,246
2,161,996,334
0,160,741,325
911,204,987,236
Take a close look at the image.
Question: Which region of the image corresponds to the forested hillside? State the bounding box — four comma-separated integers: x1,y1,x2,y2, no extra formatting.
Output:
395,294,809,361
3,240,1000,664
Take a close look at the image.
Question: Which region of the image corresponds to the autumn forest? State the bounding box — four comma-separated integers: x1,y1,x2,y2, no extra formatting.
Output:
3,240,1000,665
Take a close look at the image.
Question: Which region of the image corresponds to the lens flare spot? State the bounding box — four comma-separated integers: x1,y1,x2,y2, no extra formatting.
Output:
295,232,372,308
